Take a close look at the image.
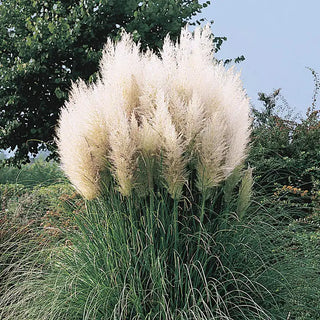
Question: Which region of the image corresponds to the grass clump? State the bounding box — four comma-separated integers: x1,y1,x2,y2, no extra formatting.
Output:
1,172,280,319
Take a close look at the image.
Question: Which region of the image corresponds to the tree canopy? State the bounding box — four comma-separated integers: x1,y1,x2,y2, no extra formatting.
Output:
0,0,219,164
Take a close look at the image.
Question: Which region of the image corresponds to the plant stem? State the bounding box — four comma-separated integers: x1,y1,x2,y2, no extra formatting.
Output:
195,194,206,262
173,197,179,309
199,193,206,227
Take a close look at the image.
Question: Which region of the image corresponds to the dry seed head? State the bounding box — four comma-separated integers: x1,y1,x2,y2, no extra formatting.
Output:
56,81,109,199
183,93,207,148
152,91,187,199
195,113,228,193
107,107,137,196
56,26,250,199
137,116,160,156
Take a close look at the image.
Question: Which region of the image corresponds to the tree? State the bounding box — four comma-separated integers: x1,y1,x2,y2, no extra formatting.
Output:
0,0,219,164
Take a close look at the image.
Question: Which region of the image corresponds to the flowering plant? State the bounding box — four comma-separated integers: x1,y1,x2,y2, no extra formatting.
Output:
36,26,268,319
57,26,250,201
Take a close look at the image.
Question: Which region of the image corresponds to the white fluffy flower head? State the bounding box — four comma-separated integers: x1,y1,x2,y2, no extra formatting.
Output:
56,26,250,200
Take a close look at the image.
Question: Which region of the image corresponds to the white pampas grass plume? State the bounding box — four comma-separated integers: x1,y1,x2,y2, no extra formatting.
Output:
136,116,160,157
152,92,187,199
195,113,227,194
107,108,137,196
56,81,109,200
183,93,206,149
56,25,250,199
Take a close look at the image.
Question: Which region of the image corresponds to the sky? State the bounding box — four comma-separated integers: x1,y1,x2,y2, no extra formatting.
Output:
197,0,320,115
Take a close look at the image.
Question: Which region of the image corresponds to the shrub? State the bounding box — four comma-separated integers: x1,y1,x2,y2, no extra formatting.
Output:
0,181,83,301
247,71,320,319
249,81,320,219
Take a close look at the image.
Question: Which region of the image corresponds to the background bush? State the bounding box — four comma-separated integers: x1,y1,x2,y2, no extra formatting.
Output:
249,71,320,220
0,161,84,300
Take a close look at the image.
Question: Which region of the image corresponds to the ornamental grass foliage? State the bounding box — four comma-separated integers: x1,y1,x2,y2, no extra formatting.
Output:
1,27,287,320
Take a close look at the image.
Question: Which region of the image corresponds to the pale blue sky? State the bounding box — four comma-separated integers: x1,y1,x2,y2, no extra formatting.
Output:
197,0,320,115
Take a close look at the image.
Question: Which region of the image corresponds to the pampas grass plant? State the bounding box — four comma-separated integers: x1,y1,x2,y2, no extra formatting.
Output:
0,26,288,319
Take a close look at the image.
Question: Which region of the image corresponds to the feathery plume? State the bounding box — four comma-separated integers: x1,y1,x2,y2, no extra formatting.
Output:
195,112,227,194
56,81,109,199
56,25,250,200
107,107,137,196
152,91,187,199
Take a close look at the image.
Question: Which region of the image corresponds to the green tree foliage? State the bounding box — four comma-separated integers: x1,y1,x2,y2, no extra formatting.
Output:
0,0,217,164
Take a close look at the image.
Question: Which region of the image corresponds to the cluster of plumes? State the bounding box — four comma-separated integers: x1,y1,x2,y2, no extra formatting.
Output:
56,26,250,200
